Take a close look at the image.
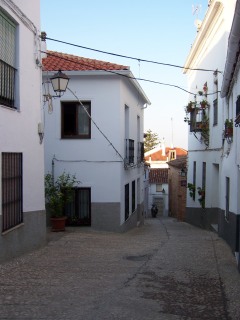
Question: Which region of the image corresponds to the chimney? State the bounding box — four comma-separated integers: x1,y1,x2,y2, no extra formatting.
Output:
41,31,47,59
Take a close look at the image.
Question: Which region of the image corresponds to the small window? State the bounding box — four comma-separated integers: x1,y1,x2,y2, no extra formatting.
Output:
132,180,136,213
213,99,218,125
125,184,129,221
156,184,163,192
169,150,176,161
225,177,230,221
61,101,91,139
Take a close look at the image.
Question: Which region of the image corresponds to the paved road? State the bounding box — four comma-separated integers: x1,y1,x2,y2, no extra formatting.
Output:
0,217,240,319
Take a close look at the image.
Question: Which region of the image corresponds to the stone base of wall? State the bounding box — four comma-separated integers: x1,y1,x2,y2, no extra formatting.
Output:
0,210,46,263
91,202,144,233
91,202,121,232
185,207,219,230
218,209,240,253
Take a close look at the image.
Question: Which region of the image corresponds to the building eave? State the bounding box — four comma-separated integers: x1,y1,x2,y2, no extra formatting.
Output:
221,0,240,98
183,1,223,74
42,69,151,105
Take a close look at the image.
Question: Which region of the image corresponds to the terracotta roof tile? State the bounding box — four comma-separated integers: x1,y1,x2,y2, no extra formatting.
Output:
145,147,187,162
149,168,168,184
42,51,129,72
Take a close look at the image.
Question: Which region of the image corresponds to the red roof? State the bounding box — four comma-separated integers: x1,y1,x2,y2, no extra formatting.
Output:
149,168,168,184
145,147,187,162
42,51,129,72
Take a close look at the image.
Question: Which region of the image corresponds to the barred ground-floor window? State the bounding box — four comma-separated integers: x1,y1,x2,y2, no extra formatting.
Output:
2,152,23,232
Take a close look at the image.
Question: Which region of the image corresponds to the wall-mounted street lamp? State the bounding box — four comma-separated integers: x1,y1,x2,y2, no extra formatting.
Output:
40,70,69,143
179,167,187,177
50,70,69,97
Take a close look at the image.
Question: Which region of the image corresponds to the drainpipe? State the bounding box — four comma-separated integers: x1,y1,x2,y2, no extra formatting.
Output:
52,156,55,183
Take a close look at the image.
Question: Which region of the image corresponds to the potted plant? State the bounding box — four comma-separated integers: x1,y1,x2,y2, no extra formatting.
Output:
186,101,195,113
224,118,233,137
200,99,210,109
45,172,78,231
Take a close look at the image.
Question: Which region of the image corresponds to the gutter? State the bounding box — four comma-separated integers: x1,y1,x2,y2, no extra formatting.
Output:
43,69,151,106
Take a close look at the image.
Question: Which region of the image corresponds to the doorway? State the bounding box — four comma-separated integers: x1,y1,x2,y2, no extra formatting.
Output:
66,188,91,226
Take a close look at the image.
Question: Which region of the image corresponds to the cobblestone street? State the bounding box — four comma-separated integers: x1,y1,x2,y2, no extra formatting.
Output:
0,217,240,319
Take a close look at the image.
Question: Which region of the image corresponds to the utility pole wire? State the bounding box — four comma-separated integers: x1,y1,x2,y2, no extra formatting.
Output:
67,87,125,161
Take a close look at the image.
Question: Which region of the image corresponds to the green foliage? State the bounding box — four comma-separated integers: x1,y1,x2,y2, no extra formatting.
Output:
187,183,196,200
45,172,78,218
144,129,160,153
225,118,233,128
197,187,205,209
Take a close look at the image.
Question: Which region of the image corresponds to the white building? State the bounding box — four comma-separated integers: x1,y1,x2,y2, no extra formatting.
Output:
220,0,240,266
145,143,187,216
0,0,45,262
183,1,237,244
42,50,150,232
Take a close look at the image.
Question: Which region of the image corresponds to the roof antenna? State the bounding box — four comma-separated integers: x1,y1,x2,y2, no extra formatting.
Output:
192,4,202,31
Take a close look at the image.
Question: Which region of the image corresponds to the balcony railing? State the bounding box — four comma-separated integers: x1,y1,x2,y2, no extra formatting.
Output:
125,139,134,166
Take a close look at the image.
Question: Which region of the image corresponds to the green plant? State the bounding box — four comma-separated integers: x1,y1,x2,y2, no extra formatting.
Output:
186,101,195,113
200,99,210,109
201,113,209,146
45,172,78,218
224,118,233,128
187,183,196,200
197,187,205,208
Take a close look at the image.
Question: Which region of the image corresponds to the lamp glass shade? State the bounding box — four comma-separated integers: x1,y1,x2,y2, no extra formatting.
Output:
50,70,69,94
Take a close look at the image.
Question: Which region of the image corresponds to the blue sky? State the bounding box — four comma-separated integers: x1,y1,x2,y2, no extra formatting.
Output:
41,1,208,150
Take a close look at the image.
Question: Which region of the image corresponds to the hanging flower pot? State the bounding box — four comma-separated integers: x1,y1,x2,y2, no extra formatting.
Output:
200,100,209,109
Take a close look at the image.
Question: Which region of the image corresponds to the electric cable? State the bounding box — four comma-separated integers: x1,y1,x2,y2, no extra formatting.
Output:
43,36,222,73
42,50,220,96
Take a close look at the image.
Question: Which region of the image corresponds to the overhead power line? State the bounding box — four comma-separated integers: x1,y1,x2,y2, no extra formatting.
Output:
43,35,222,73
42,50,219,96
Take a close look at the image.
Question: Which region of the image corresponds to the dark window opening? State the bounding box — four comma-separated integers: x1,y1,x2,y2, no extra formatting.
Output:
61,101,91,139
65,188,91,226
132,180,136,213
2,153,23,232
125,183,129,221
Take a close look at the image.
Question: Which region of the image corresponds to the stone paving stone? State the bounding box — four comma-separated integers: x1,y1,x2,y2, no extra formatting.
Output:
0,217,239,319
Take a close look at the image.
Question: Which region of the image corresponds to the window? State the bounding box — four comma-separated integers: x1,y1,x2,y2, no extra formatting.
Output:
65,188,91,226
192,161,196,201
0,10,16,109
213,98,218,125
61,101,91,138
2,153,23,232
225,177,230,221
125,184,129,220
202,162,206,191
236,96,240,124
132,180,135,213
125,139,134,164
138,142,144,163
156,184,163,192
169,150,176,161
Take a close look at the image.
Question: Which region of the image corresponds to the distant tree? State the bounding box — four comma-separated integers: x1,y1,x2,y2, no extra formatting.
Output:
144,129,160,152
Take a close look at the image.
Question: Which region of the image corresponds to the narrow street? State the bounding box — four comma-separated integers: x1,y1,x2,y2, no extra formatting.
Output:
0,217,240,319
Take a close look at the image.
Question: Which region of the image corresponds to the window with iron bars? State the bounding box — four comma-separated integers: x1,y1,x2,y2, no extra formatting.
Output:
2,153,23,232
125,139,134,165
0,10,16,109
137,142,144,163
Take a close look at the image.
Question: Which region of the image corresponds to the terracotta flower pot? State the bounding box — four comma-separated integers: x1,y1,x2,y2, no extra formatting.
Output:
50,216,67,232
